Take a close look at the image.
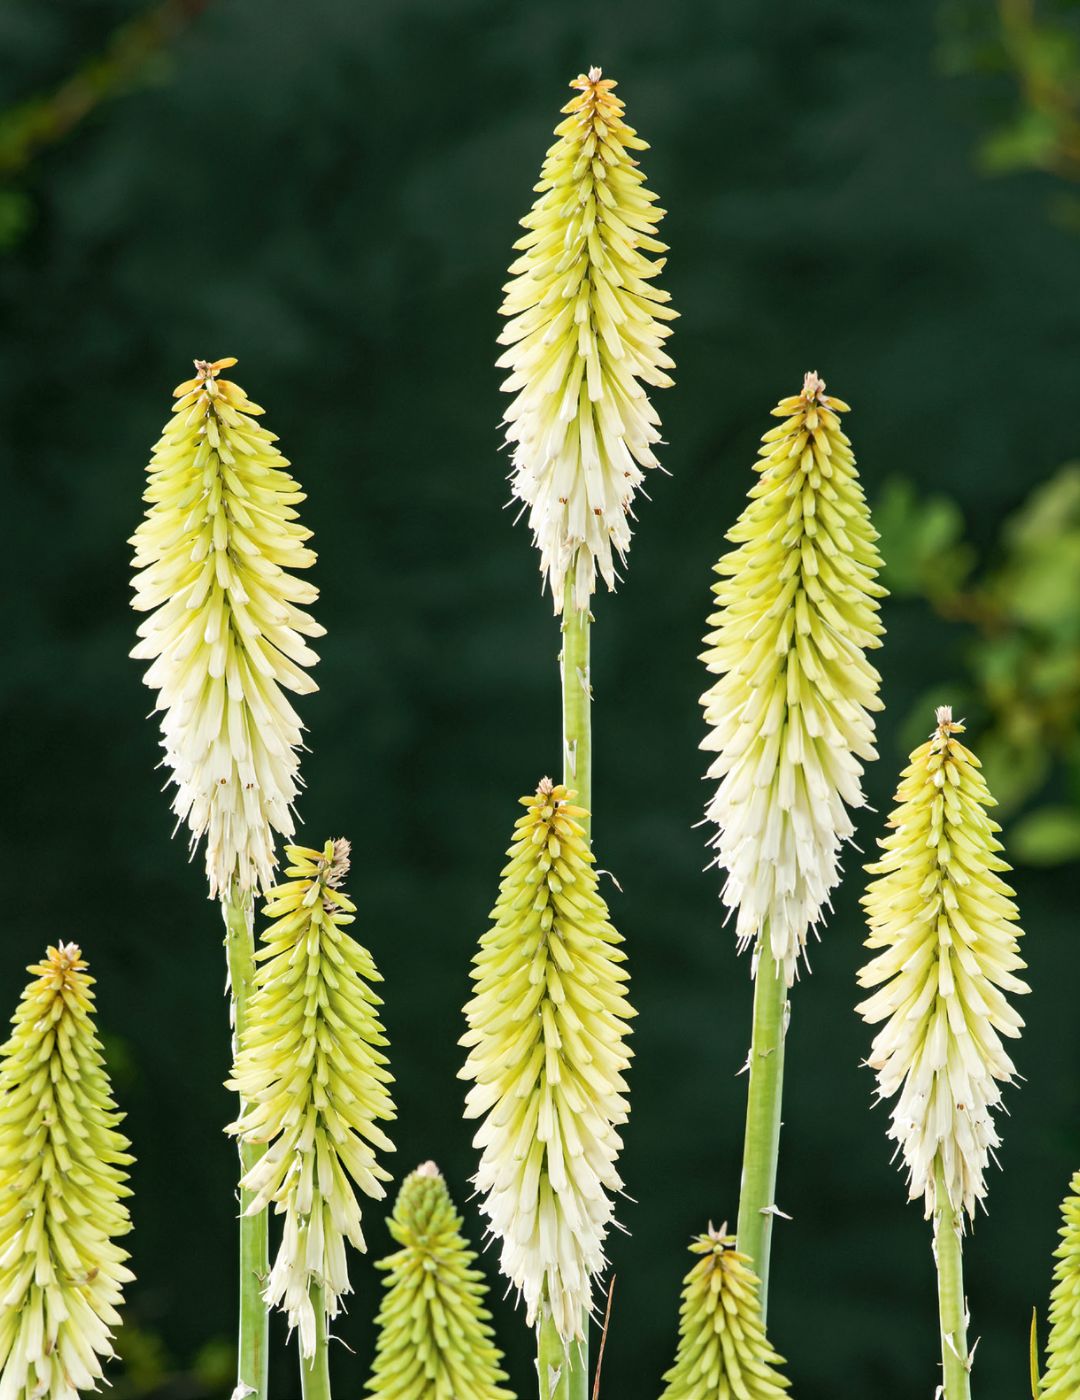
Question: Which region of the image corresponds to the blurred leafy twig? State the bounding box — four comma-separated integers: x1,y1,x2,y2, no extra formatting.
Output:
877,468,1080,864
0,0,209,247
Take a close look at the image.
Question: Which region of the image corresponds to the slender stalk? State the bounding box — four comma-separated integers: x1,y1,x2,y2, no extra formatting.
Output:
559,604,592,1400
538,1311,571,1400
300,1281,333,1400
933,1161,972,1400
222,887,269,1400
735,940,788,1315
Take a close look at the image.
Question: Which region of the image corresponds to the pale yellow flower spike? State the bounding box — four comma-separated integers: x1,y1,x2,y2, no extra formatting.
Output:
0,945,134,1400
700,372,885,984
130,358,324,899
498,68,677,614
858,708,1030,1219
227,839,396,1358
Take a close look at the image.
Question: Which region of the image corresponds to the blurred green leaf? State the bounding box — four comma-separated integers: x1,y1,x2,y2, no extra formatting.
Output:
1009,804,1080,864
875,477,973,600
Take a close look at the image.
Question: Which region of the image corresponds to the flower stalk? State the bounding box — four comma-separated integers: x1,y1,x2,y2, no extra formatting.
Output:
700,373,885,1300
0,944,134,1400
934,1161,972,1400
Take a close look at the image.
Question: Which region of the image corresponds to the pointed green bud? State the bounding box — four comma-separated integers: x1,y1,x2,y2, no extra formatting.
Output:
227,839,396,1356
0,944,134,1400
365,1162,515,1400
459,779,634,1342
857,708,1030,1218
659,1226,790,1400
1041,1170,1080,1397
497,68,677,614
130,357,325,899
700,372,885,984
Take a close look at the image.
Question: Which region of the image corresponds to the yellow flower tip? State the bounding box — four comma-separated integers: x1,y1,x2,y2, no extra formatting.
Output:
228,842,395,1358
0,943,134,1400
700,377,885,983
131,359,322,898
499,67,675,613
461,784,631,1342
858,713,1029,1218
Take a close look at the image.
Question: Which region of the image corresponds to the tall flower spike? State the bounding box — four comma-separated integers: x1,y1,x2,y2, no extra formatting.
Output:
700,372,885,982
659,1227,789,1400
497,68,677,614
0,945,134,1400
365,1162,515,1400
459,779,634,1343
1041,1170,1080,1397
857,708,1030,1217
130,357,324,899
227,840,396,1356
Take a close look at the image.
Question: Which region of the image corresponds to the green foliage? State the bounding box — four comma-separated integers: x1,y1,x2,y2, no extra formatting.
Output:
877,464,1080,860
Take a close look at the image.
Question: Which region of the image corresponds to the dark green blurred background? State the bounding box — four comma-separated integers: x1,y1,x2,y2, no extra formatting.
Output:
2,2,1079,1397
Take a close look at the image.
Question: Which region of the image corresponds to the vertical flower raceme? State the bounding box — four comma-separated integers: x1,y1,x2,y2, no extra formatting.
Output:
366,1162,515,1400
130,357,323,899
227,839,396,1356
459,779,634,1343
1041,1171,1080,1397
857,708,1029,1218
700,372,885,982
659,1227,789,1400
0,944,134,1400
497,68,677,614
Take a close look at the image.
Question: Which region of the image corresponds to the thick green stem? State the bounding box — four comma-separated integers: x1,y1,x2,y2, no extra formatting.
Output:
559,605,592,1400
735,942,788,1315
538,1311,571,1400
300,1281,333,1400
222,887,269,1400
934,1162,973,1400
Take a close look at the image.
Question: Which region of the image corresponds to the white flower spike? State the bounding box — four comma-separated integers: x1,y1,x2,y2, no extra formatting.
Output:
700,372,885,983
130,358,323,899
497,68,677,614
858,708,1030,1218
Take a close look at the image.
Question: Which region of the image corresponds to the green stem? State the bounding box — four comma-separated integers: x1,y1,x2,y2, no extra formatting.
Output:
560,604,592,1400
222,887,269,1400
735,941,788,1315
934,1161,972,1400
538,1310,571,1400
300,1281,333,1400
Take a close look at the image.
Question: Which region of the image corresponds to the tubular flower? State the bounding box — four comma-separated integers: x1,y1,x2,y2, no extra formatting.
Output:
497,67,676,614
857,708,1030,1219
699,372,885,983
659,1227,789,1400
130,357,323,899
365,1162,515,1400
459,779,634,1343
0,945,134,1400
1041,1171,1080,1398
226,839,396,1356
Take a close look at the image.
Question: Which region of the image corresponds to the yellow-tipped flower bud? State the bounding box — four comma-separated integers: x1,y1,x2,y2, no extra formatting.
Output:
1040,1170,1080,1397
459,780,634,1342
130,358,324,899
365,1162,515,1400
227,839,396,1356
857,708,1030,1218
700,372,885,983
0,945,134,1400
497,68,677,614
659,1227,790,1400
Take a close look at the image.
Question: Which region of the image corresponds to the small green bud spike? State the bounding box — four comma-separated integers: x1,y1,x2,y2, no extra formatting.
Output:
700,372,886,984
227,839,396,1358
459,779,634,1345
0,944,134,1400
659,1226,790,1400
497,68,677,615
130,358,324,899
1040,1171,1080,1397
365,1162,515,1400
858,708,1030,1219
